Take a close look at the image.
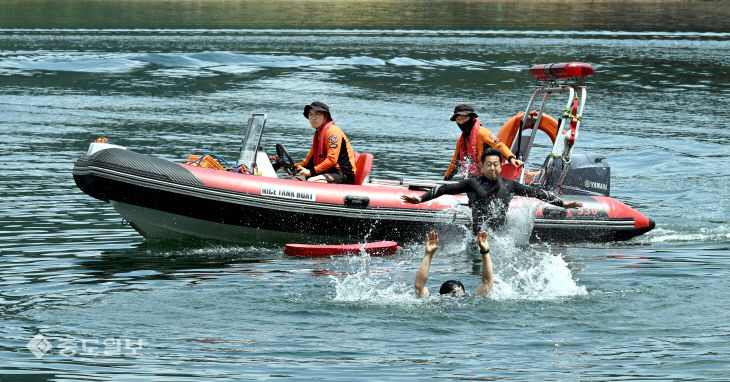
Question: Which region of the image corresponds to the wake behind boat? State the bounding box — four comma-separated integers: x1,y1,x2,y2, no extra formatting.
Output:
73,62,655,244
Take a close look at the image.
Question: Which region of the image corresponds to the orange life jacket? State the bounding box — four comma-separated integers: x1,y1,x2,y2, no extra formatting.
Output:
444,122,516,179
296,121,357,181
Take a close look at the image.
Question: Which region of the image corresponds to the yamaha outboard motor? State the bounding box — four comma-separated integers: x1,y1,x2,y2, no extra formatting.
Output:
540,150,610,196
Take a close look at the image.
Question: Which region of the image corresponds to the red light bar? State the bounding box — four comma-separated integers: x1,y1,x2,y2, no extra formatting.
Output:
530,62,594,80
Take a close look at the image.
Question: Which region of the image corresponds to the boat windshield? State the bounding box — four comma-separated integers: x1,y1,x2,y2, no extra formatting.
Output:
237,113,267,172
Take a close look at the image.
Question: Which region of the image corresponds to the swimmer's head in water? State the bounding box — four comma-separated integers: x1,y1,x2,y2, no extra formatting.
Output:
439,280,466,296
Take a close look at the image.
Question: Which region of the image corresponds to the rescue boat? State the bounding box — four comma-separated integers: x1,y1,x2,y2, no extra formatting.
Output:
73,62,655,244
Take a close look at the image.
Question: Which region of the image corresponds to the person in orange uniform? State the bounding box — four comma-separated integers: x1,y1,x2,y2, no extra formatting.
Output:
295,101,357,184
444,104,524,180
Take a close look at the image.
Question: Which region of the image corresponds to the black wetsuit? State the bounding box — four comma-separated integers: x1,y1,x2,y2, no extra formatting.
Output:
419,175,565,234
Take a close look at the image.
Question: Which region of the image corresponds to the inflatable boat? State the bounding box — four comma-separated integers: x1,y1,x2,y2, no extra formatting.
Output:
73,62,655,244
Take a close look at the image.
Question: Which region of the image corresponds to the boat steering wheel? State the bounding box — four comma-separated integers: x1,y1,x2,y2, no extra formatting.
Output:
275,144,296,176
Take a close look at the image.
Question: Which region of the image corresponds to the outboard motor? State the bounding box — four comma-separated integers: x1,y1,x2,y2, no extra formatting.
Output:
540,151,610,196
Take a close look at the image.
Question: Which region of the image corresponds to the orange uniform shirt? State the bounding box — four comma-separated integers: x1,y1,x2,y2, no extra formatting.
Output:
444,125,516,179
295,123,357,179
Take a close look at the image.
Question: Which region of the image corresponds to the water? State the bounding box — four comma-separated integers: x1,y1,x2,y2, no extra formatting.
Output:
1,1,730,380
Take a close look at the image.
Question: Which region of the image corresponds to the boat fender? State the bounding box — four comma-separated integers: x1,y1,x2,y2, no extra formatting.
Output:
344,195,369,208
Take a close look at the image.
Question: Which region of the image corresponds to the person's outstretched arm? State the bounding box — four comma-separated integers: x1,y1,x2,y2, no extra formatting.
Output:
415,231,439,297
475,231,494,297
401,179,472,205
508,180,583,209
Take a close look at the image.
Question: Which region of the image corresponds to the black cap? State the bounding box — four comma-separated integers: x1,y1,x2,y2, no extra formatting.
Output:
303,101,331,119
450,104,478,121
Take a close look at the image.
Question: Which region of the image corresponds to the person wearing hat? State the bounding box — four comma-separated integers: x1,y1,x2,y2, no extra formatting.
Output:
294,101,357,184
444,104,523,180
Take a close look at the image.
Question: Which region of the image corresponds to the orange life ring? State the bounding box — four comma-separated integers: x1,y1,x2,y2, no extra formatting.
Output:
496,111,560,149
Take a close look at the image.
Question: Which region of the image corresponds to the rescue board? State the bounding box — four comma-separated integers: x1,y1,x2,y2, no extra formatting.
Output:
284,241,401,257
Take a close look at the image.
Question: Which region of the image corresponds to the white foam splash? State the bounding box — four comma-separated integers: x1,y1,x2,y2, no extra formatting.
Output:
330,247,586,304
502,198,542,248
488,243,588,301
330,252,416,305
646,226,730,243
490,200,588,300
330,201,587,304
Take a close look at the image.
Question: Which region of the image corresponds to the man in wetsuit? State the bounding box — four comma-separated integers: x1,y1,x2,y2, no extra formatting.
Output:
402,147,583,235
414,231,493,298
295,101,357,184
444,104,524,180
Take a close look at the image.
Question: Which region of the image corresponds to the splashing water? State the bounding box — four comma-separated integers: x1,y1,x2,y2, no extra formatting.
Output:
502,199,541,248
490,200,588,300
330,199,587,304
330,251,416,305
489,245,588,301
646,226,730,244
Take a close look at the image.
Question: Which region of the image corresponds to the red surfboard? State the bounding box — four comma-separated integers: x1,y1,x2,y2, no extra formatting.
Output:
284,241,400,257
